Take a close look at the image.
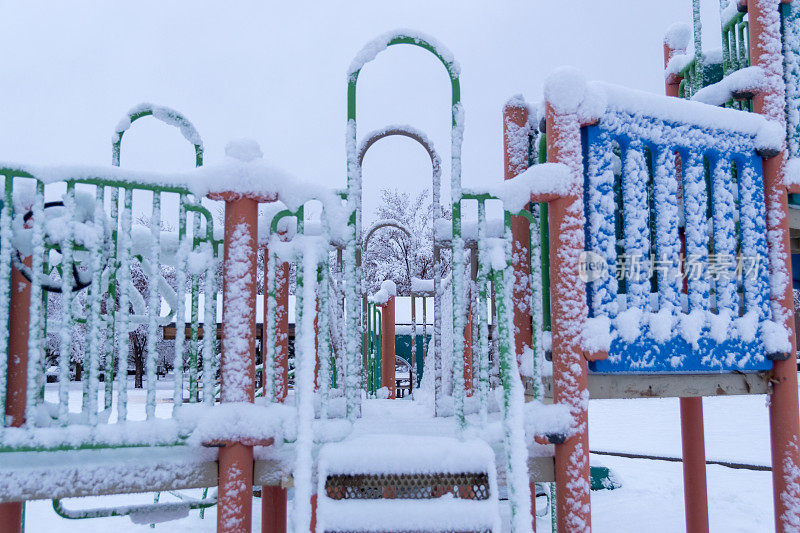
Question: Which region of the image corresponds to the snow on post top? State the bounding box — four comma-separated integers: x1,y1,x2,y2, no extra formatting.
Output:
225,138,264,162
543,66,607,122
544,66,589,114
347,29,460,79
503,93,528,111
664,22,691,50
370,279,397,304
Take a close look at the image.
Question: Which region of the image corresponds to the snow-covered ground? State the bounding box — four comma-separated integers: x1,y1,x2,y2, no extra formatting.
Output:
22,385,777,532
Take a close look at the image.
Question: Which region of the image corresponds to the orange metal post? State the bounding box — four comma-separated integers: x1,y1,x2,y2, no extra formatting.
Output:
0,264,32,533
276,261,289,402
503,101,534,367
749,2,800,530
218,196,258,533
261,245,288,533
381,296,396,399
504,98,536,529
664,38,710,533
546,100,591,532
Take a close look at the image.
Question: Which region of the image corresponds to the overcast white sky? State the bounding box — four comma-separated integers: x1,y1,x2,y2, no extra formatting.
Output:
0,0,725,224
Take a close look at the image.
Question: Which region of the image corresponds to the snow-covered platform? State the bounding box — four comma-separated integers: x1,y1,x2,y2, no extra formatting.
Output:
0,398,555,503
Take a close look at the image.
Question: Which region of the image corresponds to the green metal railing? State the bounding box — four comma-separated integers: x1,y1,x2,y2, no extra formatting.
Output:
0,105,221,452
366,302,382,396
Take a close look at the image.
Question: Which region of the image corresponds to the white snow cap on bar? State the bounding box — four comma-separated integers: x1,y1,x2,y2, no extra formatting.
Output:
664,22,691,50
2,155,341,214
543,66,783,153
225,138,263,162
114,102,203,148
692,66,765,106
786,158,800,188
468,162,573,213
410,277,434,293
370,279,397,304
347,29,460,78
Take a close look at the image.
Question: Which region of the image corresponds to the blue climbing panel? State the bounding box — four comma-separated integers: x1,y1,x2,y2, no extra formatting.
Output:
582,100,775,373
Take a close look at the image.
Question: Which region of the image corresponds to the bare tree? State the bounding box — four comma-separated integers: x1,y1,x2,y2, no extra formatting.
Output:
363,188,450,295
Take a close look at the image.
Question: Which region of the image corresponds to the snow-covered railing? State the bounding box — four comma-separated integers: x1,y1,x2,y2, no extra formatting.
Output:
580,80,787,372
0,165,221,450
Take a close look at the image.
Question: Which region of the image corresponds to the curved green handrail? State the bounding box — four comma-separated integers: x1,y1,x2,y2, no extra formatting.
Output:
112,103,203,168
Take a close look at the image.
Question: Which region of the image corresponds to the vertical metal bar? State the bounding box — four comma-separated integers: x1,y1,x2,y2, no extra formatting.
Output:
24,182,45,429
0,174,13,433
145,192,161,420
476,200,491,424
85,186,106,425
202,240,217,406
493,217,533,531
318,260,331,416
172,199,188,408
189,212,201,402
103,187,119,411
59,184,76,424
115,188,133,422
264,246,277,402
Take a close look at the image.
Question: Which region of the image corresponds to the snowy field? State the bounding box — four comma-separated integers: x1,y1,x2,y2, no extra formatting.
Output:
19,382,777,532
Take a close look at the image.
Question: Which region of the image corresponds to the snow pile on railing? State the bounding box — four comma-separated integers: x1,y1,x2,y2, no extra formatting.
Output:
2,139,346,217
464,162,573,212
692,66,765,106
410,277,433,294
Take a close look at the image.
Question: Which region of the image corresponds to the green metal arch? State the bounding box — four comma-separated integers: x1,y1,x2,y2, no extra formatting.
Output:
112,104,203,168
347,33,462,125
346,31,463,211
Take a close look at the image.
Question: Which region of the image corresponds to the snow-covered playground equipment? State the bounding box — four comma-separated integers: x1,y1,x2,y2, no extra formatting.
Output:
0,1,800,532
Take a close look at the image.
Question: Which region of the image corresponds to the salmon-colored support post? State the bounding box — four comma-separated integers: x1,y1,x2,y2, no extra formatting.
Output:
503,100,534,366
0,264,32,533
504,98,536,529
381,296,396,399
217,194,259,533
749,2,800,530
664,33,710,533
545,75,592,532
261,244,289,533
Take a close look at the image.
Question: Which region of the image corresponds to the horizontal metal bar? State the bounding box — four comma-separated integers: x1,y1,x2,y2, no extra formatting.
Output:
530,372,771,399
